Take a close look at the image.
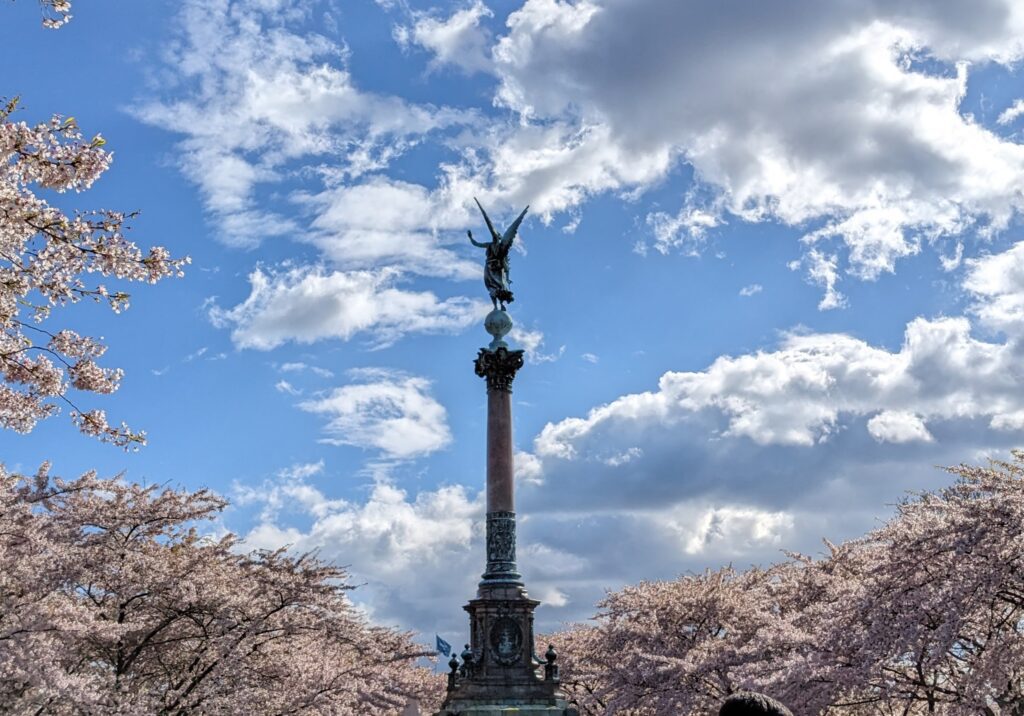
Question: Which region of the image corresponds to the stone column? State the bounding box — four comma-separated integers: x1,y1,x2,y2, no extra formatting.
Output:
435,308,577,715
474,345,524,585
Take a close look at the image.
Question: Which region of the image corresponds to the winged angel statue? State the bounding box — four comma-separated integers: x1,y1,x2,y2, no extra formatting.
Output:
468,198,529,311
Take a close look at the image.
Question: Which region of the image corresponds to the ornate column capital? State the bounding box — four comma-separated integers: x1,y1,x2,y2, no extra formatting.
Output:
474,347,524,392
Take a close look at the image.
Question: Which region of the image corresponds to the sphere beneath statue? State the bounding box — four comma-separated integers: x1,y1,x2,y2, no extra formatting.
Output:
484,308,513,350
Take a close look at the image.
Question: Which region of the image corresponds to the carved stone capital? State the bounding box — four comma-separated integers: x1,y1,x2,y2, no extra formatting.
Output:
475,347,524,392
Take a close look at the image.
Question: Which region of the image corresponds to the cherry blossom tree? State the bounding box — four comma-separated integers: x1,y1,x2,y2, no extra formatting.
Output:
0,464,444,714
3,5,187,447
553,451,1024,715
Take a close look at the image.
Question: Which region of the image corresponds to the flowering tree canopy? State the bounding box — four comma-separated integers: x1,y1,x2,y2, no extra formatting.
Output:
3,0,187,447
1,97,186,446
553,451,1024,715
0,465,444,714
1,87,186,447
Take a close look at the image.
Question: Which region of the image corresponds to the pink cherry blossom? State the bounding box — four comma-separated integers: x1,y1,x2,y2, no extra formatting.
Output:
553,451,1024,715
1,94,187,447
0,464,445,714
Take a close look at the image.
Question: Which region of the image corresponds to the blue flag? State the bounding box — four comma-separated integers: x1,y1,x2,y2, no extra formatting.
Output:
436,635,452,656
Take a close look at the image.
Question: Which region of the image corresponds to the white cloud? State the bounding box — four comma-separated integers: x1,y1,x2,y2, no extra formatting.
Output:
964,240,1024,336
739,283,763,297
395,1,494,75
299,370,451,459
274,379,301,395
867,410,934,443
136,0,470,247
991,411,1024,431
532,313,1022,455
278,460,325,481
233,467,809,632
298,176,480,280
580,352,598,364
242,480,479,574
514,450,544,486
279,362,334,378
656,504,795,556
603,447,642,467
237,475,484,632
490,0,1024,298
145,0,1024,315
509,326,564,363
207,264,485,350
645,204,721,257
804,249,847,311
997,99,1024,125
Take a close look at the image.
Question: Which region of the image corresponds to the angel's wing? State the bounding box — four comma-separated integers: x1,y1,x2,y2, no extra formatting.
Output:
474,197,501,242
501,205,529,248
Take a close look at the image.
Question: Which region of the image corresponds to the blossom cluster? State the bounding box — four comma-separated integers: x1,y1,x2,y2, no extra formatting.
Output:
0,465,445,713
1,98,187,446
553,451,1024,715
38,0,72,28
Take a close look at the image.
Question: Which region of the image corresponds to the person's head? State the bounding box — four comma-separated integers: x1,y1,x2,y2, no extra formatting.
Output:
719,691,793,716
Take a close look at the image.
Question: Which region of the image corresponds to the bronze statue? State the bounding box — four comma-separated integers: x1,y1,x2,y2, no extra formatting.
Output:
468,198,528,311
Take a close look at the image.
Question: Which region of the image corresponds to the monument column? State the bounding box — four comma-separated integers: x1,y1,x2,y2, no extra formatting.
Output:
435,200,576,716
475,317,524,585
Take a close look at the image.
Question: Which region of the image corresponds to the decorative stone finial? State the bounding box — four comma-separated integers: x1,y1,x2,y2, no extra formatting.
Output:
447,653,459,692
544,644,559,682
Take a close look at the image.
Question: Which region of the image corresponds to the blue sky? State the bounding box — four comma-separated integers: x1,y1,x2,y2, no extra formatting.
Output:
4,0,1024,642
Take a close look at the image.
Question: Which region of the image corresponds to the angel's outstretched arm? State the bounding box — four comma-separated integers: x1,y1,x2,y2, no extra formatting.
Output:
467,230,489,248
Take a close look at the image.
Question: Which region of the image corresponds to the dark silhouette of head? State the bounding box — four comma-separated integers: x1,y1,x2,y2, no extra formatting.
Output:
719,691,793,716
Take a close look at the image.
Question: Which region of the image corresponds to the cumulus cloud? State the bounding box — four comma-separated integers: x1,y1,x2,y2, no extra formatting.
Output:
207,264,485,350
299,369,452,459
491,0,1024,298
532,315,1023,455
656,504,795,556
964,240,1024,336
394,0,494,74
523,232,1024,514
233,466,815,632
237,472,483,631
867,410,934,443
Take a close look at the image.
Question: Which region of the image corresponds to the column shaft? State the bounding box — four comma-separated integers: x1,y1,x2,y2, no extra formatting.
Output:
486,388,514,513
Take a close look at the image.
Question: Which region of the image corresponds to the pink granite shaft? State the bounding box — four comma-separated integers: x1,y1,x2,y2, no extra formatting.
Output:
486,387,514,514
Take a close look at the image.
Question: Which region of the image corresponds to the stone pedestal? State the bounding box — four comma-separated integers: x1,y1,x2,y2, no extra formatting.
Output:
435,326,577,716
